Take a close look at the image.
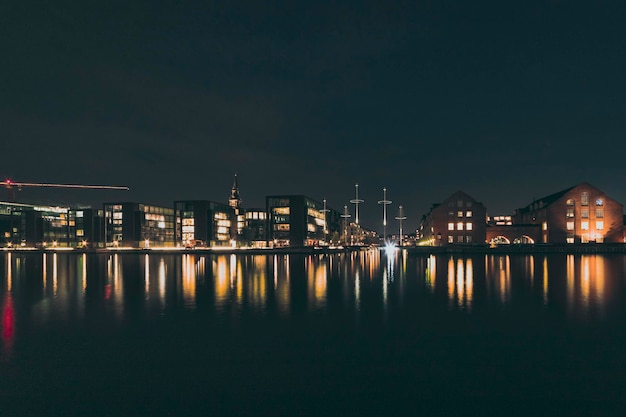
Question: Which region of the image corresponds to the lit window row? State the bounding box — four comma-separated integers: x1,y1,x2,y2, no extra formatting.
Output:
448,222,473,231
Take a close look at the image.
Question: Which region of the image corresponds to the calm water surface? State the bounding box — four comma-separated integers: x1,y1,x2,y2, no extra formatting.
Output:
1,250,625,416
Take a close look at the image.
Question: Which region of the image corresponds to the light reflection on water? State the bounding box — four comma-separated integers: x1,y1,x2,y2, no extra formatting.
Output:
0,251,624,332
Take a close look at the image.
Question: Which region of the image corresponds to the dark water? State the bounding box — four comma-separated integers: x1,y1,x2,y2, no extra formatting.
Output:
1,250,625,416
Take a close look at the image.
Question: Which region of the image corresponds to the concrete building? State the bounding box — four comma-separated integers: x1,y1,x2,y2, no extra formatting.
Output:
417,191,487,246
513,182,623,244
104,202,175,248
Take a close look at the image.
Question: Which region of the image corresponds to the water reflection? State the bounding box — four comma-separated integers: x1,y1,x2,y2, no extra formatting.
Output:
0,251,623,338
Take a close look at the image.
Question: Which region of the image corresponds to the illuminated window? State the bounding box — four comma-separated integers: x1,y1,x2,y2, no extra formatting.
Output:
542,222,547,231
448,223,454,231
273,207,290,215
457,211,463,217
566,209,574,218
566,199,574,206
596,198,604,206
466,222,473,230
566,234,574,244
566,221,574,231
76,211,84,218
457,222,463,231
582,209,589,218
457,236,463,243
448,236,454,243
466,236,472,243
76,230,84,237
596,208,604,218
596,221,604,230
448,211,454,216
581,192,589,206
581,221,589,231
466,211,472,217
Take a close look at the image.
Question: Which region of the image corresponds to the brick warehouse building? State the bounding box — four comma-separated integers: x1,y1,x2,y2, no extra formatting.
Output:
513,182,623,244
417,191,487,246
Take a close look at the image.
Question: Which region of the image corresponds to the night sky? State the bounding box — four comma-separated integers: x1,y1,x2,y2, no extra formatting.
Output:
2,1,626,232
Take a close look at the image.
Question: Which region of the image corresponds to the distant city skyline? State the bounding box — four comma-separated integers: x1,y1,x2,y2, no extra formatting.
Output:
3,2,626,232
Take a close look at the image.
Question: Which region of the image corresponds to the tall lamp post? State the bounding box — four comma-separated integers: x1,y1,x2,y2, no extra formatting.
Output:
395,205,407,247
350,183,363,242
341,204,351,245
378,188,392,244
322,198,330,244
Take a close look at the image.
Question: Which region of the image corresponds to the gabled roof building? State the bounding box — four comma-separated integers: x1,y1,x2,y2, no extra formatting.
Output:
417,191,487,246
513,182,623,244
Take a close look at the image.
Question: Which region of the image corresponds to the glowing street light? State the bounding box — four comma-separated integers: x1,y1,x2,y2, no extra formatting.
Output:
378,188,392,244
395,205,407,247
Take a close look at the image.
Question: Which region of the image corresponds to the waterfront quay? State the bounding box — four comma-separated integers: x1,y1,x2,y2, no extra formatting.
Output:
5,243,626,255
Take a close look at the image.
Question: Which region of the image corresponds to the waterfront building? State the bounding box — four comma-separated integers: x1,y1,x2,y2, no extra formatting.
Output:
266,195,340,247
513,182,623,244
174,200,233,247
417,191,487,246
104,202,175,248
485,215,541,244
69,208,105,248
0,201,72,247
243,208,267,247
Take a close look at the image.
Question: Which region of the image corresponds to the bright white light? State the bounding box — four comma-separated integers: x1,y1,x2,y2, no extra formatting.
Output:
384,241,397,256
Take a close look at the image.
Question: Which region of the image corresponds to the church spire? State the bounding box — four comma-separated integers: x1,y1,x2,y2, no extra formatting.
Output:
229,173,241,209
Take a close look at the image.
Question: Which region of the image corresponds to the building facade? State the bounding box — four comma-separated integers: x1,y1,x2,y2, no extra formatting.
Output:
174,200,233,247
266,195,339,247
417,191,487,246
513,182,623,243
105,203,175,248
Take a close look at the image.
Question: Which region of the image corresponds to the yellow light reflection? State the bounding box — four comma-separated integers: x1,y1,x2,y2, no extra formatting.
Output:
182,254,196,308
144,254,150,294
82,253,87,294
215,256,229,308
158,258,166,304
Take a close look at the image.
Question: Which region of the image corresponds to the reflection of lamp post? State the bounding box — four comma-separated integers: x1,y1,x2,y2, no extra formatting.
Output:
341,205,351,245
395,205,407,247
378,188,392,244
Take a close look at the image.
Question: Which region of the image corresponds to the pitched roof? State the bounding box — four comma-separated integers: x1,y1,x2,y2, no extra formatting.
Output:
517,185,577,213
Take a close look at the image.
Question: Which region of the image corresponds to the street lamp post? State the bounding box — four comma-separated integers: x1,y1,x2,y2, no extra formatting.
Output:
378,188,392,244
341,204,351,245
350,183,363,241
322,198,330,244
395,205,407,247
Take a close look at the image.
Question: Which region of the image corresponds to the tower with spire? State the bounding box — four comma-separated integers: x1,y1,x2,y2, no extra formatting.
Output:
229,174,241,210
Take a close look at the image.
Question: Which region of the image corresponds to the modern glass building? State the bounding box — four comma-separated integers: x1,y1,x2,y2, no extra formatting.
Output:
266,195,340,247
104,203,175,248
0,201,74,247
174,200,233,247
